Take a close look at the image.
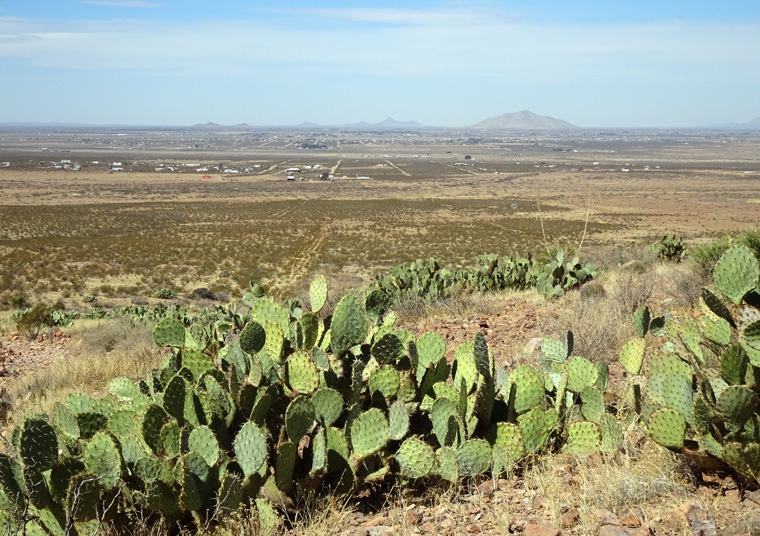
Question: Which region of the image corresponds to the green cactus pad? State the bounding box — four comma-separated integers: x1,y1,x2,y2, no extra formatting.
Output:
716,385,759,429
350,408,389,459
326,427,350,471
234,422,267,479
371,333,405,365
620,338,646,376
473,332,491,377
431,398,462,447
563,421,601,455
152,317,186,348
364,288,390,324
274,441,297,493
217,473,244,513
188,425,220,467
109,377,139,401
108,409,141,438
65,393,97,414
648,351,692,378
298,313,320,350
486,422,524,462
566,356,599,393
330,294,368,356
580,386,604,424
416,332,446,369
741,320,760,368
368,366,401,399
77,412,108,441
511,368,545,415
159,420,181,457
453,343,478,395
240,321,267,355
721,344,748,385
395,438,435,479
662,374,694,424
541,337,567,363
713,245,760,305
143,404,170,453
285,396,316,442
178,348,215,381
699,306,732,346
310,275,328,313
20,417,58,471
701,287,735,326
455,439,492,477
0,454,26,505
163,375,187,422
435,446,459,482
600,414,623,453
311,427,327,475
251,297,290,334
83,432,121,489
389,400,410,441
119,434,152,467
648,407,686,449
518,408,554,453
632,306,651,338
723,442,760,486
53,402,80,440
144,480,180,515
312,388,344,427
286,350,319,395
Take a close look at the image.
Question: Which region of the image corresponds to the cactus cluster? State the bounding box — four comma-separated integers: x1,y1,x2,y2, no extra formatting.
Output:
372,251,596,303
622,245,760,486
535,250,598,299
0,276,619,532
657,234,687,263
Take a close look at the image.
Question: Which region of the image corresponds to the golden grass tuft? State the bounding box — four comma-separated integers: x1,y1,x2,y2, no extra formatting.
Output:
2,317,163,431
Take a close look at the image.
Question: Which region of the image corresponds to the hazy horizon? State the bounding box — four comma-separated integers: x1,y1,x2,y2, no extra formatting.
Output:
2,1,759,128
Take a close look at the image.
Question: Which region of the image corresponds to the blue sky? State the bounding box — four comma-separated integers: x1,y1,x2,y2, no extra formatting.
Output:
1,1,759,127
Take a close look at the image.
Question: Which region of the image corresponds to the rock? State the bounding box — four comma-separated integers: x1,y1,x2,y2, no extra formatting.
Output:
524,524,560,536
524,337,544,355
690,519,718,536
632,524,653,536
678,503,709,524
356,527,393,536
466,524,481,533
746,490,760,506
404,509,422,527
619,512,642,527
599,526,629,536
532,494,549,510
560,507,579,528
595,510,619,526
477,480,495,498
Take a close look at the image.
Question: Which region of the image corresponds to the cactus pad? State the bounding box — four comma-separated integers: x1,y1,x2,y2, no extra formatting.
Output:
234,422,267,478
109,377,138,401
312,388,344,427
632,306,651,338
19,417,58,471
331,294,368,355
435,447,459,482
648,351,692,378
371,333,405,365
713,245,759,304
188,425,220,467
287,350,319,395
351,408,389,459
580,386,604,424
395,438,435,479
720,344,748,385
563,421,601,455
741,320,760,367
511,367,545,415
566,356,599,393
455,439,492,477
152,317,186,348
368,366,401,399
310,275,327,313
716,385,758,429
389,400,410,441
285,396,316,442
240,321,267,355
416,332,446,369
648,407,686,449
84,432,121,489
620,338,645,376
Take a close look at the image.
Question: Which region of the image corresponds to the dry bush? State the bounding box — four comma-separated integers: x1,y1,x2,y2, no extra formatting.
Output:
3,317,163,429
588,243,659,274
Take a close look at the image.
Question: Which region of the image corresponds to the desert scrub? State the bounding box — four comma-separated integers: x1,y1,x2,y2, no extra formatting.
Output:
152,287,178,300
14,304,53,340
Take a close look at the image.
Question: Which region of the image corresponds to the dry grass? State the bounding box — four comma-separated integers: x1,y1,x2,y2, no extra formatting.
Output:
2,317,163,431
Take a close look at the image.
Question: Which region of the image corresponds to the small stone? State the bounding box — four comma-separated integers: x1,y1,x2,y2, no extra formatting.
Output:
404,510,422,527
619,512,642,527
678,503,709,524
599,526,629,536
524,524,560,536
477,480,495,498
560,508,579,528
632,524,653,536
690,519,717,536
746,490,760,506
532,494,549,510
466,524,481,533
364,527,393,536
595,510,619,526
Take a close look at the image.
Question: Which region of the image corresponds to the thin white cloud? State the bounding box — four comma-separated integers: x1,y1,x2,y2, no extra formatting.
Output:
81,1,162,7
0,12,757,84
257,7,491,26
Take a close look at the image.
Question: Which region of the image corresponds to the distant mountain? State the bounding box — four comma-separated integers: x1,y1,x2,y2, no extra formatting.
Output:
703,117,760,130
471,110,578,130
297,117,429,130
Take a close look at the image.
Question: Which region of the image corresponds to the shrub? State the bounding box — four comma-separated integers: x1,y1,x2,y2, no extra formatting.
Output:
153,287,178,300
656,234,686,262
10,295,26,309
83,295,98,303
14,305,53,340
